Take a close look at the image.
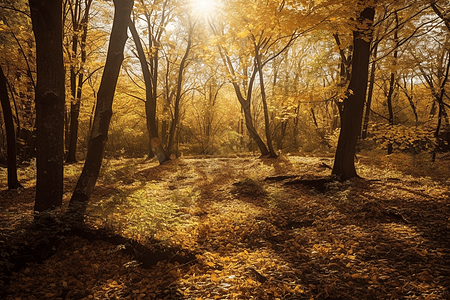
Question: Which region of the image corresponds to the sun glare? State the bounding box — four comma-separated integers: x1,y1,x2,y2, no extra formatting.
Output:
190,0,220,19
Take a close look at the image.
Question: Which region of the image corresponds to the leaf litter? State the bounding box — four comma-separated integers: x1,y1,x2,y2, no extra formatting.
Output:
1,154,450,299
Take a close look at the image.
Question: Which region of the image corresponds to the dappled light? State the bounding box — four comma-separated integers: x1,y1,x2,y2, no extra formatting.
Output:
1,0,450,299
2,155,450,299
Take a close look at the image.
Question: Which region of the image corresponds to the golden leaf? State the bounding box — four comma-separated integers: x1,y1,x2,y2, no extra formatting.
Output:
211,273,219,282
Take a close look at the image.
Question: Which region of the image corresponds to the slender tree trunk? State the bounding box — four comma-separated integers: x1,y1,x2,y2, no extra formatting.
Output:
167,21,194,155
241,99,270,156
129,19,169,164
431,3,450,32
254,43,277,158
332,5,375,180
214,34,270,156
361,42,378,139
401,77,419,124
29,0,65,213
66,0,92,163
386,72,395,154
0,65,22,189
385,11,399,155
67,0,80,162
432,52,450,162
69,0,134,220
292,101,300,150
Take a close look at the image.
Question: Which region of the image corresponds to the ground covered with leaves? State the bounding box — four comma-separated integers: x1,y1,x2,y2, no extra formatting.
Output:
1,152,450,299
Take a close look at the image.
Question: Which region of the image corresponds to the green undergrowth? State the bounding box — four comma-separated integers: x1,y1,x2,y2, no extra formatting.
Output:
86,182,199,243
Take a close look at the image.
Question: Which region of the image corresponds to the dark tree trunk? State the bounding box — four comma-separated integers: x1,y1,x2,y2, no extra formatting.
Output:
0,65,22,189
214,30,270,157
385,12,399,155
332,5,375,180
431,3,450,32
241,99,270,156
66,0,93,163
69,0,134,220
228,69,269,156
361,42,378,139
276,120,288,150
386,72,395,154
129,18,170,164
29,0,65,213
66,6,79,162
400,77,418,124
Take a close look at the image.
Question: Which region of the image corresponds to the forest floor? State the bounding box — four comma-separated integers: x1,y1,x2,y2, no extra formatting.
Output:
1,152,450,300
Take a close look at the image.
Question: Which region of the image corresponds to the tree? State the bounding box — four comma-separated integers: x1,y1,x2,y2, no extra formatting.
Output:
69,0,134,220
385,11,399,154
65,0,93,163
129,12,170,164
167,17,196,156
125,0,174,162
431,2,450,32
332,3,375,180
29,0,65,213
0,64,22,189
188,64,226,154
0,1,37,161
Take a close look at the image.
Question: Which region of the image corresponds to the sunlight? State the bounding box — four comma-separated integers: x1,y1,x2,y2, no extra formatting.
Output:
189,0,220,19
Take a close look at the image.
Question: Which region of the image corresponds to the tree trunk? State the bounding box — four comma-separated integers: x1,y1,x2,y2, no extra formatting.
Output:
385,11,399,155
29,0,65,213
66,0,92,163
400,77,418,124
0,65,22,189
230,71,269,156
254,43,277,158
167,20,194,155
432,52,450,162
69,0,134,220
386,72,395,154
241,99,270,156
332,5,375,180
361,42,378,139
66,9,79,162
129,18,170,164
215,37,270,157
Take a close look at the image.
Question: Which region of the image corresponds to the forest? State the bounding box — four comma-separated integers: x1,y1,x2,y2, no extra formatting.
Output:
0,0,449,299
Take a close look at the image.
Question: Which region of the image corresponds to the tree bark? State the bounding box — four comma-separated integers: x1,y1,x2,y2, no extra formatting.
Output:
361,42,378,139
254,42,277,158
66,0,92,163
385,11,399,155
69,0,134,220
29,0,65,213
399,77,419,124
431,3,450,32
129,18,170,164
167,20,194,155
217,49,270,156
432,52,450,162
240,97,270,156
0,65,22,189
332,5,375,180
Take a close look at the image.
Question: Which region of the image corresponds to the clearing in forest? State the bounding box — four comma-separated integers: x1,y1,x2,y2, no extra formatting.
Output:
1,153,450,299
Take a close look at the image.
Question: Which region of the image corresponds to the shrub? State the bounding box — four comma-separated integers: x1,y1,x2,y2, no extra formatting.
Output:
369,124,435,153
